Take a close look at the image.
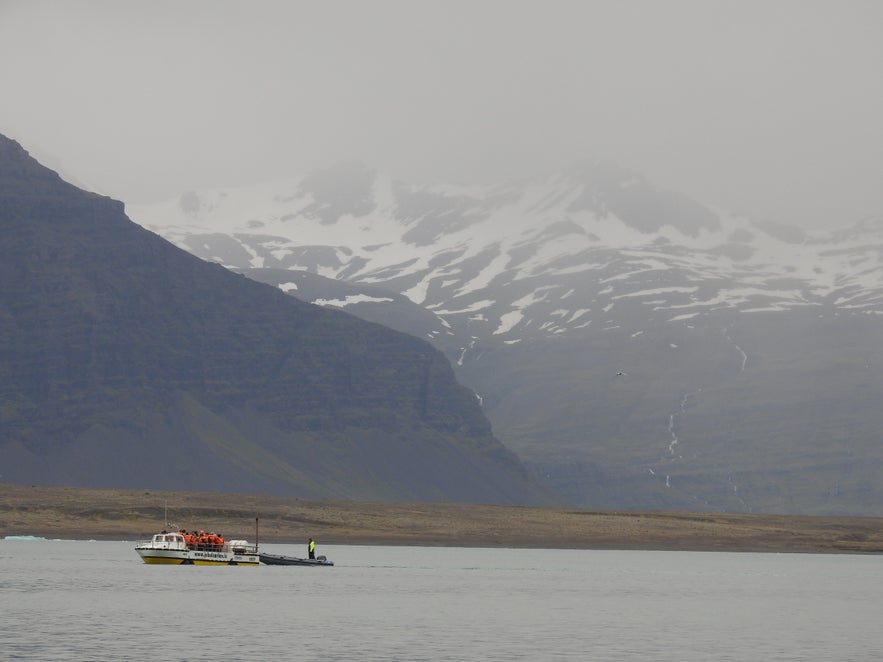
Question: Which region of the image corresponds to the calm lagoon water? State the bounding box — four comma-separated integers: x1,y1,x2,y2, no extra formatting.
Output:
1,538,882,661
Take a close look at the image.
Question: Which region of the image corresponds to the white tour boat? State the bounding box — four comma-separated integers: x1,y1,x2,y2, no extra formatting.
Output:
135,531,260,566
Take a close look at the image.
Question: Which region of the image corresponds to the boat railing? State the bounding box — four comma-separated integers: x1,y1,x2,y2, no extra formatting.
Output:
226,539,258,555
188,542,226,551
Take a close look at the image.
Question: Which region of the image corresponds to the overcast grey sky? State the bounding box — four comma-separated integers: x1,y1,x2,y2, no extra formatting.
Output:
1,0,881,229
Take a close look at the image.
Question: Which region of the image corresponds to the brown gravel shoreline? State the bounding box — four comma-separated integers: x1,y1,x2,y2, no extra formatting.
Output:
2,483,882,553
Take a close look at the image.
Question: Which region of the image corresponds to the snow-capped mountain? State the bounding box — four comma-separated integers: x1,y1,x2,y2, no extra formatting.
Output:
131,162,882,342
129,163,883,516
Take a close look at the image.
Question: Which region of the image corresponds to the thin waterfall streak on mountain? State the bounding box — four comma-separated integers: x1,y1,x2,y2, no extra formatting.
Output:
667,392,696,456
667,413,678,456
659,389,704,491
457,337,478,366
728,474,751,513
723,327,748,373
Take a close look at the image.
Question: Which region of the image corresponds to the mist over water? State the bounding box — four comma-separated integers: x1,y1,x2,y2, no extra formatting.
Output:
2,539,882,660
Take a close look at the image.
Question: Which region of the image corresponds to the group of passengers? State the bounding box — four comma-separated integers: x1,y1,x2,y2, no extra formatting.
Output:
178,529,225,550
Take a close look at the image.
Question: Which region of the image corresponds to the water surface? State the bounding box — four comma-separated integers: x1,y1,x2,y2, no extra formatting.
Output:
1,539,881,660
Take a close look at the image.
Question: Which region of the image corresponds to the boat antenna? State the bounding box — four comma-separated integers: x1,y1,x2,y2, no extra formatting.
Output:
255,517,260,552
163,500,176,530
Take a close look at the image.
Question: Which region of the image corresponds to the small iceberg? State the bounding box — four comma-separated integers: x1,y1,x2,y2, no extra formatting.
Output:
4,535,48,541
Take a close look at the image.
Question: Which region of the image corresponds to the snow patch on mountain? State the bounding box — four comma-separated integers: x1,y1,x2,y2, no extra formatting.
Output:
313,294,395,308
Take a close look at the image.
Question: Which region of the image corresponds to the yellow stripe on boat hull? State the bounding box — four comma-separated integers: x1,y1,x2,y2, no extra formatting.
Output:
140,556,259,566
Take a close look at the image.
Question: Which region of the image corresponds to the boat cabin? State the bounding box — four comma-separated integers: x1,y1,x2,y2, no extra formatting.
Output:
149,532,188,550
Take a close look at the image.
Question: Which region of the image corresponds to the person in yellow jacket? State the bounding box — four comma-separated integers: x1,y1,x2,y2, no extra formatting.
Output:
308,538,316,560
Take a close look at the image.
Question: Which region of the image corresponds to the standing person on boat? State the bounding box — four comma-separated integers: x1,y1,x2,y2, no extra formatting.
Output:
308,538,316,559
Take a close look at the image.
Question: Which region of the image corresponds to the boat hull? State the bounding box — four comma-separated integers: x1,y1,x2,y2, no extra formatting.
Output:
137,555,260,565
137,548,260,565
259,552,334,566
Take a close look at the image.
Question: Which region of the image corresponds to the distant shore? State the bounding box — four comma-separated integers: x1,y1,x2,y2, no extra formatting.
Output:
2,483,882,554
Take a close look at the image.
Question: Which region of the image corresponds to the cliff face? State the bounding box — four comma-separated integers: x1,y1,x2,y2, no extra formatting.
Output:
0,135,553,505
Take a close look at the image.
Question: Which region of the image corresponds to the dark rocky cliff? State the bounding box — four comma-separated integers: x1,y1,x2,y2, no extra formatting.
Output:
0,135,553,505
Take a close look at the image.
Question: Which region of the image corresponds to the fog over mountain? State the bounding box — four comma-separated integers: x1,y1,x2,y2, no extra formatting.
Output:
2,0,881,231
